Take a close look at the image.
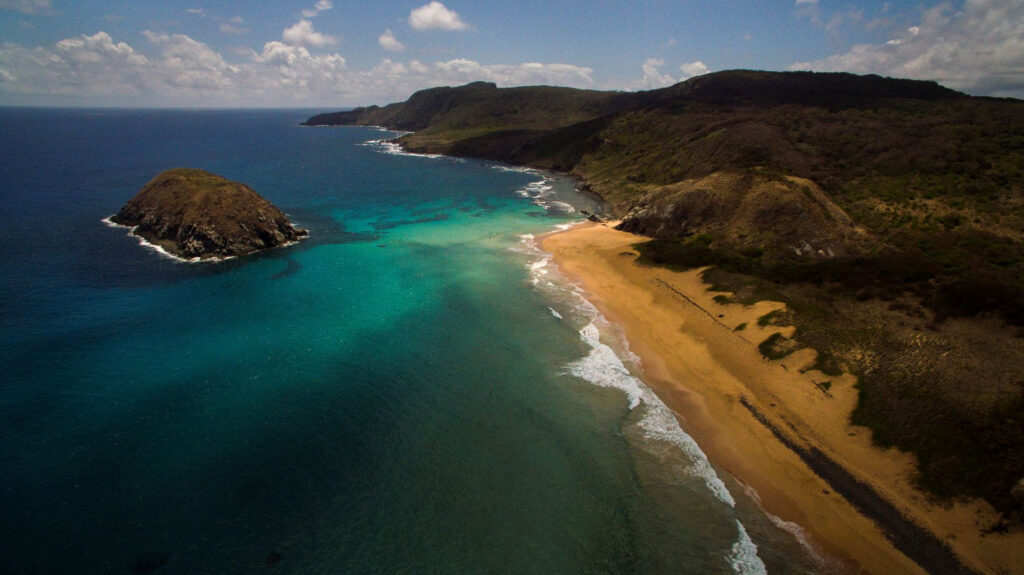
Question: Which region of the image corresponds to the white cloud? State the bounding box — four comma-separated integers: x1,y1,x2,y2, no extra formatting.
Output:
0,32,148,101
424,59,592,87
144,31,238,90
0,30,596,107
246,41,348,99
282,19,337,47
790,0,1024,98
1,0,51,15
58,31,148,66
794,0,828,30
378,29,405,52
409,2,468,31
636,58,675,89
301,0,332,18
186,8,205,16
220,22,250,35
679,60,709,79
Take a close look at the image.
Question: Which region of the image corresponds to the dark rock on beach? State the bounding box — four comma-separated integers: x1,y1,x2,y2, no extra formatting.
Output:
111,168,307,260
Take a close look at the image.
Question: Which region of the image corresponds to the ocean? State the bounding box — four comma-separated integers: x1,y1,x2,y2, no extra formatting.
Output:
0,108,823,574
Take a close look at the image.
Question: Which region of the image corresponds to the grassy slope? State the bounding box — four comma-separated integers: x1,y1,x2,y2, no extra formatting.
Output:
307,71,1024,520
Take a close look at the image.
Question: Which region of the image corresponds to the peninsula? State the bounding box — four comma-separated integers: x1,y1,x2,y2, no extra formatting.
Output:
306,70,1024,574
110,168,307,260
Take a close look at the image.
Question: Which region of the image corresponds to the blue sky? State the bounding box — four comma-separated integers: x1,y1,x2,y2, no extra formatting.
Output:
1,0,1022,107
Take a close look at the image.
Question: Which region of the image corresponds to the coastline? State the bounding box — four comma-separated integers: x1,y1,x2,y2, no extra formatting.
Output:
542,221,1024,575
102,216,210,263
102,215,305,263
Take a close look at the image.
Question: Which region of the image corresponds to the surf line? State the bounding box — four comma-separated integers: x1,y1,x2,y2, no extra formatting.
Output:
530,227,768,574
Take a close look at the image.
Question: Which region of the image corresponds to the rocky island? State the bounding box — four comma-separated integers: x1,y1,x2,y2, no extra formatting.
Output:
110,168,307,260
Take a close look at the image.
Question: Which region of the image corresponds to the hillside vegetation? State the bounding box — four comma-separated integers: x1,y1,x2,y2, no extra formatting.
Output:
306,70,1024,522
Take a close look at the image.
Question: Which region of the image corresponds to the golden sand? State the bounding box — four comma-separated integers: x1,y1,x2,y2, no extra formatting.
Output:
542,222,1024,575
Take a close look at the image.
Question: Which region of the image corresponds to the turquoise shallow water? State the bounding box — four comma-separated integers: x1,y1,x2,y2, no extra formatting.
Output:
0,109,823,574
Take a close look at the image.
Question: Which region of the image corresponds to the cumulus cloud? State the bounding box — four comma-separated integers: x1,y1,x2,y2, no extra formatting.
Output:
409,2,468,31
282,19,337,47
0,30,596,107
1,0,51,14
143,31,239,90
301,0,332,18
679,60,709,79
0,31,148,101
58,31,148,66
220,17,250,35
790,0,1024,98
427,59,592,86
378,29,405,52
637,58,675,89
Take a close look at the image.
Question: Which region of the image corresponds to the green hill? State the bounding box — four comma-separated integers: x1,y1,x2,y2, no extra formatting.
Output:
306,71,1024,522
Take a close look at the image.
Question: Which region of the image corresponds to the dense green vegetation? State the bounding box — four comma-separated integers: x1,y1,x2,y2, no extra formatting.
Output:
636,226,1024,327
638,231,1024,519
307,70,1024,521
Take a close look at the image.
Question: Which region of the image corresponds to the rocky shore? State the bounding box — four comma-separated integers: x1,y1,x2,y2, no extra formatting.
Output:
111,169,307,260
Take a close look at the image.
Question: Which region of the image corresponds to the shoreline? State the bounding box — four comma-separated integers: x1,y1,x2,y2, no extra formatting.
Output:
370,127,617,220
102,215,305,263
542,221,1023,575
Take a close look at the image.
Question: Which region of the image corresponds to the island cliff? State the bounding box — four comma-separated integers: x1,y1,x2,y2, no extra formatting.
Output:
110,168,307,260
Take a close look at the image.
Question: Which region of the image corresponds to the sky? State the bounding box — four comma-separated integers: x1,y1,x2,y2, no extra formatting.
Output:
0,0,1022,107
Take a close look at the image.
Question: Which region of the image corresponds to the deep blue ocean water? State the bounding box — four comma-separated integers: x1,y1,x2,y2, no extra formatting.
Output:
0,109,824,574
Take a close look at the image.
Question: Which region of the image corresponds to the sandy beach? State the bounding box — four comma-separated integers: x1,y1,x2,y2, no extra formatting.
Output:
542,222,1024,575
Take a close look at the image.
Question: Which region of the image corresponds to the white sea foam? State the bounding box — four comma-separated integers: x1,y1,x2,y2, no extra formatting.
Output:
103,216,207,263
547,307,563,320
765,514,834,573
730,520,768,575
566,321,646,409
493,165,541,176
546,200,576,213
528,256,551,285
565,323,739,506
362,137,447,160
518,227,768,572
740,483,838,573
512,175,572,214
101,216,306,264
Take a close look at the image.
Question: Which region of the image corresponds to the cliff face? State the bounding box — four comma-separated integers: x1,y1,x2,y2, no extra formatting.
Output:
111,169,307,260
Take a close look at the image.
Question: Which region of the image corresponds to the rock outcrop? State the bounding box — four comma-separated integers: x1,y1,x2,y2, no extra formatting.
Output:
111,169,307,260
